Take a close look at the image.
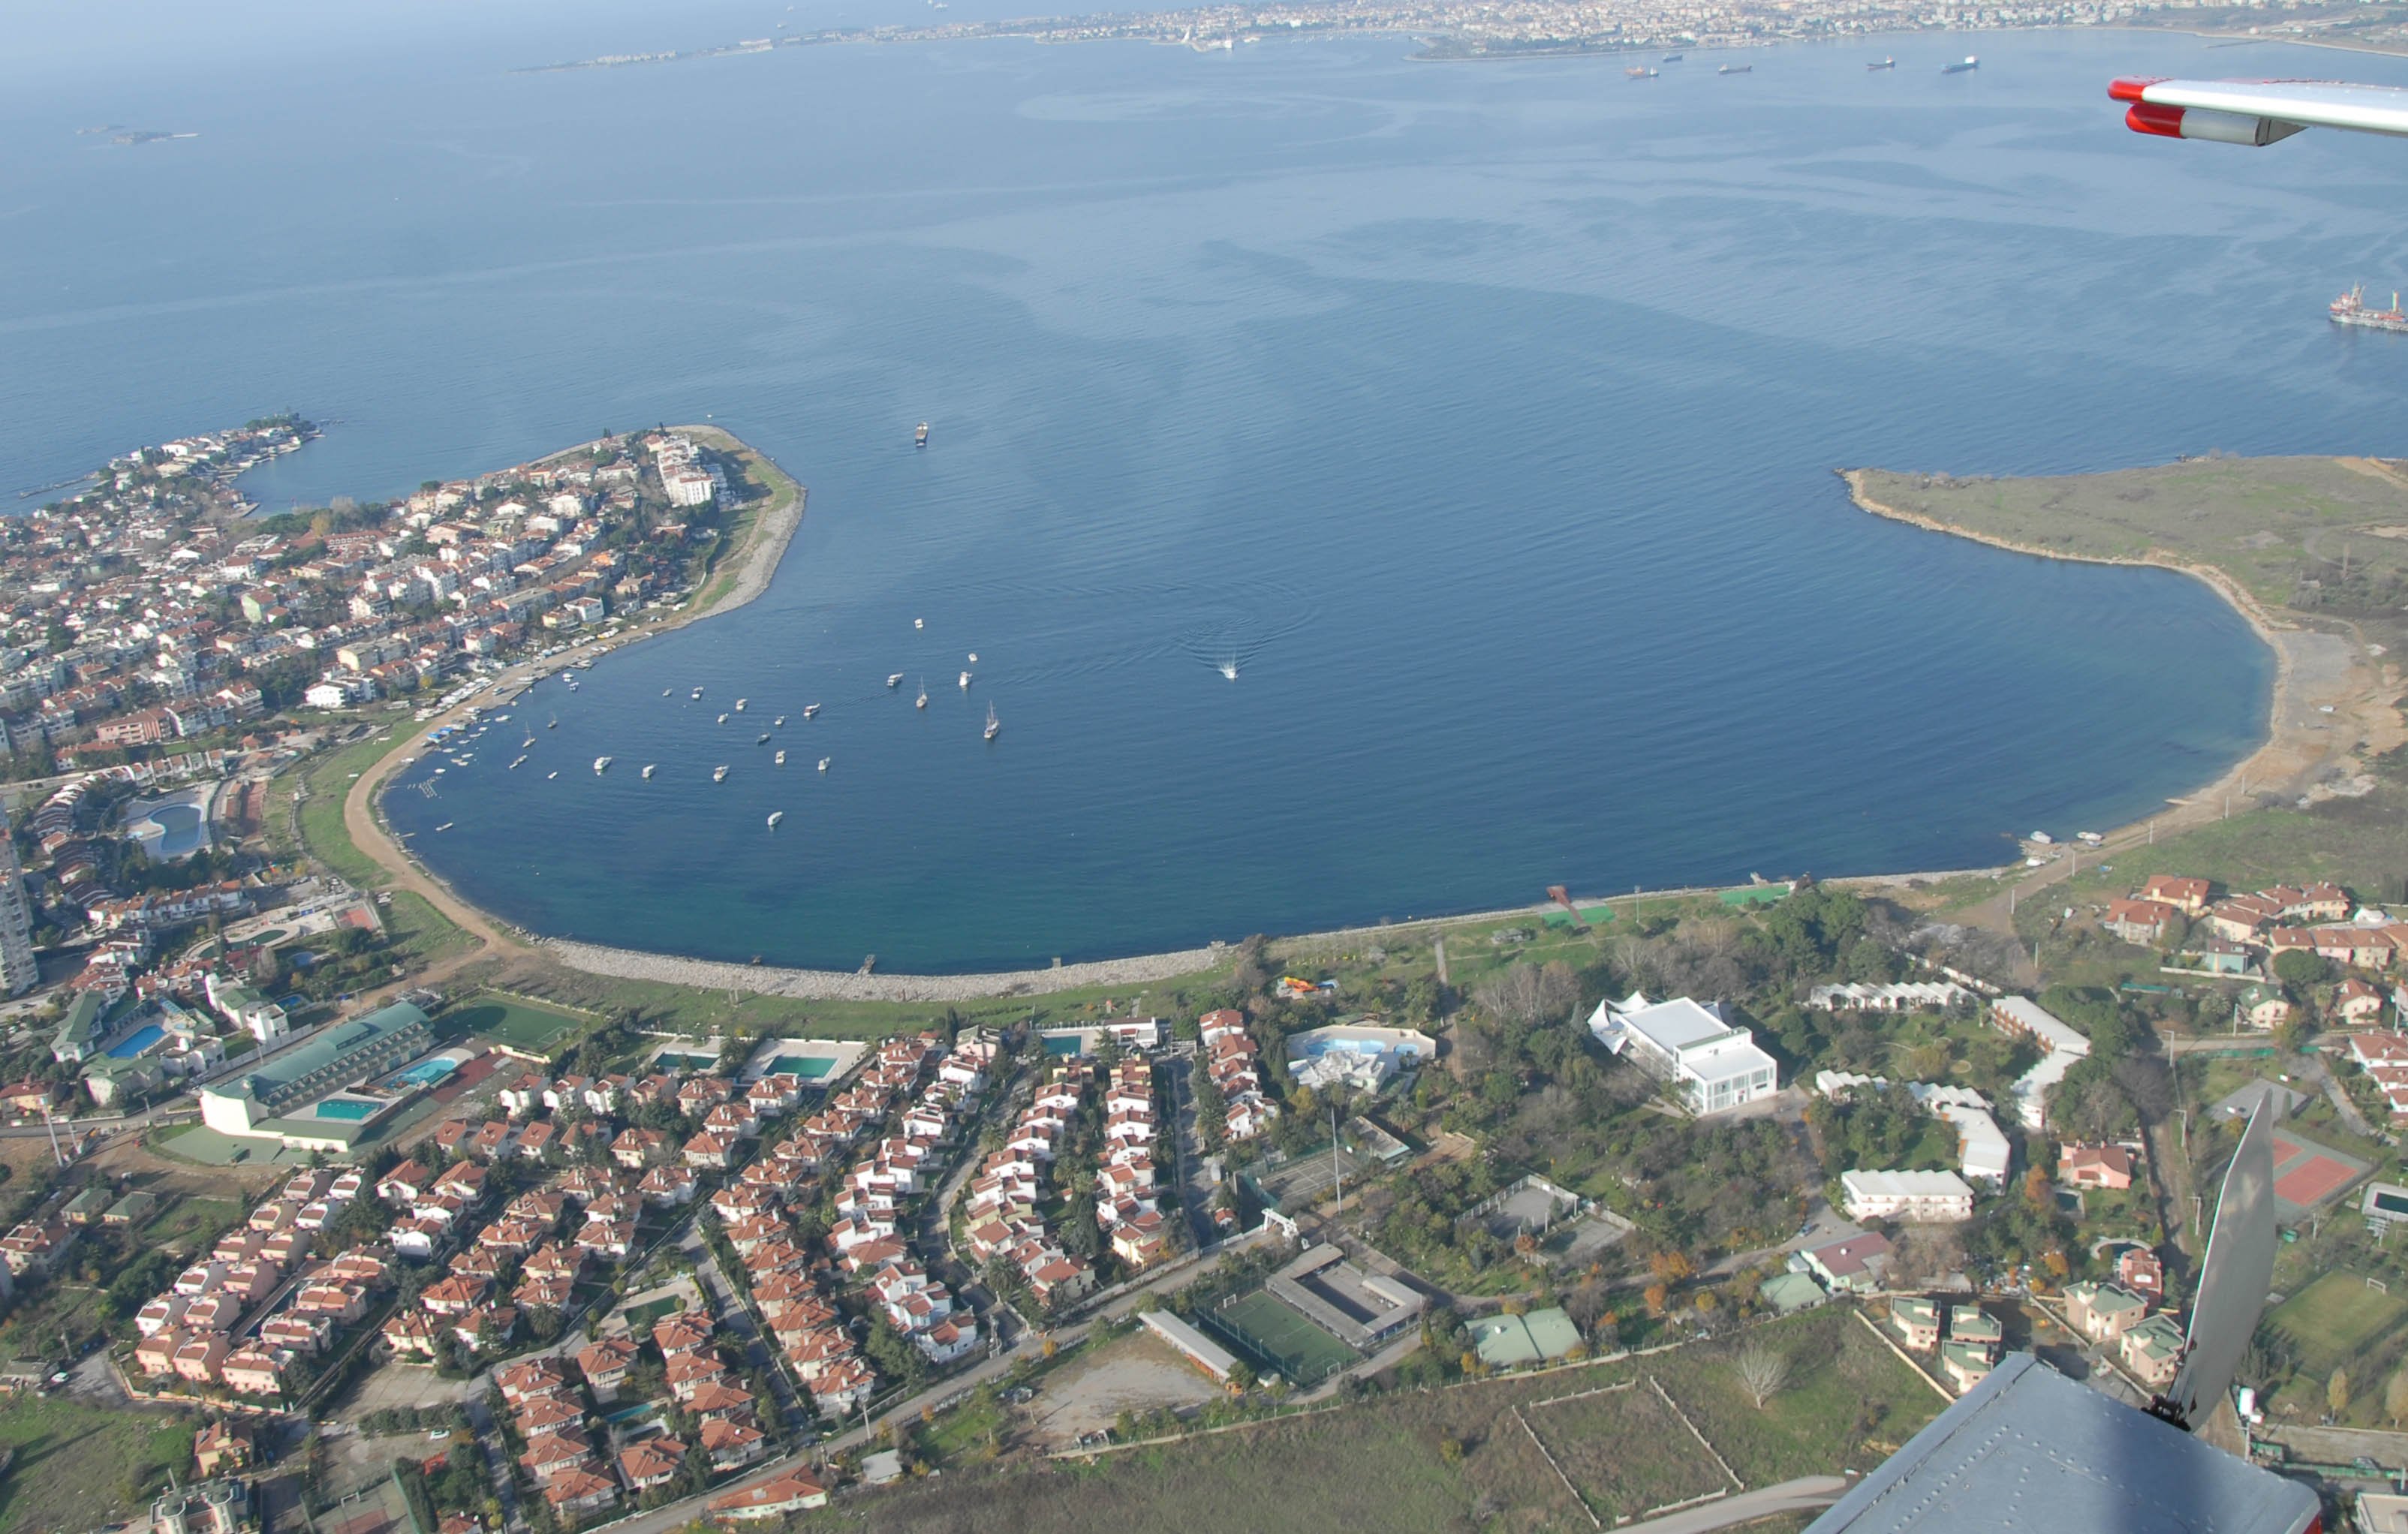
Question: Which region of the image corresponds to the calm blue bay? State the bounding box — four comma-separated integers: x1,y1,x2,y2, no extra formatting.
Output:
6,8,2405,970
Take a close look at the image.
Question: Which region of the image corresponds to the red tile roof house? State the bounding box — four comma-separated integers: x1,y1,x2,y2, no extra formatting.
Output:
577,1337,641,1401
2060,1144,2136,1190
2140,875,2214,915
2103,898,2179,946
497,1355,573,1406
2338,979,2388,1025
617,1436,688,1493
542,1467,621,1517
522,1428,597,1481
221,1344,285,1397
709,1469,831,1521
700,1417,767,1471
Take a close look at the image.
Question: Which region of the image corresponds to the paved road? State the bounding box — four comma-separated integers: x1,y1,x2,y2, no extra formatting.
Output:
1619,1475,1852,1534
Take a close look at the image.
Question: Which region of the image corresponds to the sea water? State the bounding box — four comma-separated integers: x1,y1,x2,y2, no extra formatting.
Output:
8,11,2404,970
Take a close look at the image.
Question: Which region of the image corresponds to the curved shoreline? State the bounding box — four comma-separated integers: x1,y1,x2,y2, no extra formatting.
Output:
325,442,2365,1005
1838,467,2382,850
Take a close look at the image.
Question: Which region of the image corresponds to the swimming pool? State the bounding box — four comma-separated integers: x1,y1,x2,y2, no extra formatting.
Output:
312,1098,380,1120
388,1057,459,1088
655,1051,718,1071
106,1024,164,1060
140,802,207,859
770,1054,836,1078
1042,1036,1083,1057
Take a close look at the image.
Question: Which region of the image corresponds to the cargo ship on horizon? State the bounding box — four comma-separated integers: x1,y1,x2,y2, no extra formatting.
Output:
2332,284,2408,333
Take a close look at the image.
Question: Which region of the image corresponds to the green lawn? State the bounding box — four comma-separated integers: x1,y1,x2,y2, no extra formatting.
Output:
293,727,419,889
441,995,591,1054
1527,1380,1730,1522
136,1194,243,1254
0,1396,197,1531
2268,1271,2408,1374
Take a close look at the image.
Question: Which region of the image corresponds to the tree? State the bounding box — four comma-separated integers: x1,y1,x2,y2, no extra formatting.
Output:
1226,1361,1256,1393
2274,950,2332,989
1472,961,1580,1030
2330,1367,2351,1418
1734,1342,1791,1408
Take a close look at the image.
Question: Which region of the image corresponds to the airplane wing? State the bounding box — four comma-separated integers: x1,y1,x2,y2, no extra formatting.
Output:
2111,77,2408,145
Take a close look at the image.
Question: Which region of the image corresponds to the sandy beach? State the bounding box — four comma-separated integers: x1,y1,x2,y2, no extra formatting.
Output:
1841,467,2403,922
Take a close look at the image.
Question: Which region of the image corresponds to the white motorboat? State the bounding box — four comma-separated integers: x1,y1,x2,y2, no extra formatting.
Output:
775,750,787,765
887,673,905,688
594,756,613,775
959,670,971,690
713,765,730,783
817,757,829,772
768,811,784,829
642,764,657,779
735,698,748,711
717,712,729,724
802,704,820,720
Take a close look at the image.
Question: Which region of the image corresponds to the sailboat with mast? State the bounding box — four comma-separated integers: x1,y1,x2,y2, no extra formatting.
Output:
915,678,929,709
983,702,1000,741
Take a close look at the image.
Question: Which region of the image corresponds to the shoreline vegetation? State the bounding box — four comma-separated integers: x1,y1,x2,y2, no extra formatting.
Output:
321,435,2401,1003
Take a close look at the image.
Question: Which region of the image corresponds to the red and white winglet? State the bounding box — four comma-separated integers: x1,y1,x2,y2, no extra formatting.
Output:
2110,77,2408,145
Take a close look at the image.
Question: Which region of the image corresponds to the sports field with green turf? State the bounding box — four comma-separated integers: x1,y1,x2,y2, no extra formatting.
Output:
444,994,590,1054
1208,1290,1357,1385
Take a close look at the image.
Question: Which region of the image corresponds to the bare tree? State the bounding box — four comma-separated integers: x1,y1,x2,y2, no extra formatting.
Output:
1734,1342,1791,1409
1473,961,1579,1030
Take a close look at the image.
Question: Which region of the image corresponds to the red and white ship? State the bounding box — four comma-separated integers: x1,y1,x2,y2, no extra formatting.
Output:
2331,284,2408,333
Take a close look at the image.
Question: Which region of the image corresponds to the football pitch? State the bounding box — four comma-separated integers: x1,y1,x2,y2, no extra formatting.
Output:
1208,1289,1359,1385
444,995,588,1054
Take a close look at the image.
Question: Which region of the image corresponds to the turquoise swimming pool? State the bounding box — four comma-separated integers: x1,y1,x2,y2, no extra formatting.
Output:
387,1057,459,1088
312,1098,379,1120
772,1054,836,1078
107,1024,164,1060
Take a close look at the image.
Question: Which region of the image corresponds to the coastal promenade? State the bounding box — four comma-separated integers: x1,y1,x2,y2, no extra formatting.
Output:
333,428,808,985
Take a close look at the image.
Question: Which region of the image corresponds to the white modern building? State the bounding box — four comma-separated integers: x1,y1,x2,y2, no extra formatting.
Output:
1841,1169,1977,1223
1585,993,1778,1116
1813,1073,2012,1186
0,835,35,997
1991,997,2092,1132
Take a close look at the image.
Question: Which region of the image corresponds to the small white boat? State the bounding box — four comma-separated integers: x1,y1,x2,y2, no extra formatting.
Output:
768,811,784,829
435,822,453,832
714,765,730,783
546,771,558,780
547,717,558,729
691,687,705,699
735,698,748,711
968,651,978,663
663,687,673,696
887,673,905,688
959,670,971,690
775,750,787,765
817,757,830,772
914,618,924,630
717,712,729,724
510,756,527,770
802,703,820,720
642,764,657,779
916,680,929,709
1219,660,1239,681
522,736,534,750
594,756,613,775
984,703,1000,741
774,715,786,727
757,732,771,744
433,766,447,775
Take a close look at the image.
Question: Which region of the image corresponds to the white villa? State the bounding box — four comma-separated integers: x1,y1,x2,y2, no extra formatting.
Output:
1585,993,1778,1116
1841,1169,1977,1223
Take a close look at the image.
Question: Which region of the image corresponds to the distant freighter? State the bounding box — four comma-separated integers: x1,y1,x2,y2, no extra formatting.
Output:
1942,56,1978,74
2332,285,2408,333
1718,64,1751,74
1868,56,1895,70
1627,66,1658,79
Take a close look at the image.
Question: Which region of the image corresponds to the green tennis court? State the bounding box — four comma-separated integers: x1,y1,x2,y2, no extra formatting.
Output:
1209,1290,1357,1385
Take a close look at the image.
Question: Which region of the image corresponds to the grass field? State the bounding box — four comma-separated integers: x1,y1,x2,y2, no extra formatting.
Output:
0,1396,197,1531
2268,1271,2408,1374
803,1307,1939,1534
443,994,590,1054
1208,1290,1358,1386
136,1193,243,1254
295,727,417,889
1853,456,2408,608
1528,1380,1730,1522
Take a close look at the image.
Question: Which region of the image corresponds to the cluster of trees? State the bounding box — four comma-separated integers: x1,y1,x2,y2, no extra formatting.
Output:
1805,1084,1958,1179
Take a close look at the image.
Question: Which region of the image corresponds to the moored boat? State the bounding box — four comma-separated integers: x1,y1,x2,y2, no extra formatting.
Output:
984,703,1000,741
594,756,613,775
